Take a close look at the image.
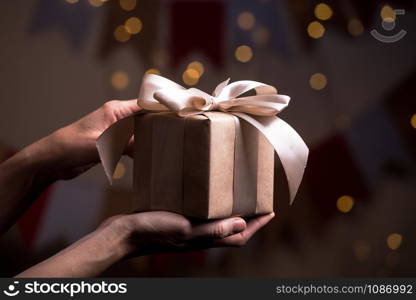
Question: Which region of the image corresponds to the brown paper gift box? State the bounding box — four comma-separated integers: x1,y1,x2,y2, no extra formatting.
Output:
132,111,274,219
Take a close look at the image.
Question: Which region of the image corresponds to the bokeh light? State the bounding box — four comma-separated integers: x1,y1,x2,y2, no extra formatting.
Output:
237,11,256,30
336,195,354,213
348,19,364,36
252,26,270,46
309,73,327,90
113,162,126,179
88,0,105,7
380,5,396,21
410,114,416,129
119,0,137,11
307,21,325,39
314,3,333,21
235,45,253,63
145,68,161,75
111,71,129,90
114,25,131,42
65,0,79,3
182,68,200,86
387,233,403,250
125,17,142,34
187,61,204,77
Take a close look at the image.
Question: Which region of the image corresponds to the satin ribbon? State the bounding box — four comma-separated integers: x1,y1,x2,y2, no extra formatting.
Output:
136,74,308,204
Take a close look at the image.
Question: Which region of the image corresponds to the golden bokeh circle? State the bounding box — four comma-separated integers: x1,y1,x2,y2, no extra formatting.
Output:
336,195,354,213
114,25,131,42
187,61,204,76
314,3,333,21
113,162,126,179
380,5,396,21
348,19,364,36
235,45,253,63
119,0,137,11
111,71,129,90
386,233,403,250
309,73,327,90
145,68,161,75
307,21,325,39
410,114,416,129
182,69,199,86
125,17,143,34
238,11,256,30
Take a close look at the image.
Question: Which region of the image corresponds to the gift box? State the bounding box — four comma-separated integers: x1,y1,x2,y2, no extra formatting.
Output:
97,75,308,219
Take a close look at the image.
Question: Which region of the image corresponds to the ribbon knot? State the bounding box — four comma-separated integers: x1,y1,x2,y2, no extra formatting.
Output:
137,74,308,203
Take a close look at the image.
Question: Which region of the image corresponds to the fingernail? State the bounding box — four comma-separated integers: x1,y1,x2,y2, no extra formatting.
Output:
232,219,246,233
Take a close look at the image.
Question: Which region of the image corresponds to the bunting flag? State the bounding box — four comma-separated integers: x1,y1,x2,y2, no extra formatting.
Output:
304,135,369,221
99,0,161,66
228,0,293,55
28,0,98,52
345,105,413,188
170,0,225,68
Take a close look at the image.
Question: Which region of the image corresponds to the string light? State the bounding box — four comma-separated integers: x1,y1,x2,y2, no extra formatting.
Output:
145,68,161,75
410,114,416,129
307,21,325,39
187,61,204,76
386,233,402,250
336,195,354,213
125,17,142,34
114,25,131,42
119,0,136,11
380,5,396,21
252,26,270,46
113,162,126,179
182,68,200,86
309,73,327,90
111,71,129,90
235,45,253,63
314,3,333,21
348,19,364,36
237,11,256,30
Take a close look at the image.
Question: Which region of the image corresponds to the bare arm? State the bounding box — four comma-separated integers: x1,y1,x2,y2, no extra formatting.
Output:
0,100,275,277
16,212,274,277
0,100,140,235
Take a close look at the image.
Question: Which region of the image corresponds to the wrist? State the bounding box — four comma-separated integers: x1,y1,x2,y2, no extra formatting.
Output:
97,214,136,259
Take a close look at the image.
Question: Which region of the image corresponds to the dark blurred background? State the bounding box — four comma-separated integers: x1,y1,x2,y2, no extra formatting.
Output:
0,0,415,277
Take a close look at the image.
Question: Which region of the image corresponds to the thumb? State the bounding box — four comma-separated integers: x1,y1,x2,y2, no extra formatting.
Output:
190,218,246,239
115,99,142,120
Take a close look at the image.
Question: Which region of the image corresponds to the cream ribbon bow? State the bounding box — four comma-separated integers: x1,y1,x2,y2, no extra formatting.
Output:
137,74,308,204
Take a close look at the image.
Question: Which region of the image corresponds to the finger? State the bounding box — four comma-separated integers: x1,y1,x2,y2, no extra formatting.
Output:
190,217,246,240
214,212,275,247
117,99,142,118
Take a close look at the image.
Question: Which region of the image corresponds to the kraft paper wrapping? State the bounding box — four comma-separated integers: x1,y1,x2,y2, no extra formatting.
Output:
133,112,274,219
97,75,308,220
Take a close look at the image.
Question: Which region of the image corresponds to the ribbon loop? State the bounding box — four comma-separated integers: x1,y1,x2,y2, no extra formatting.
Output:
137,74,308,202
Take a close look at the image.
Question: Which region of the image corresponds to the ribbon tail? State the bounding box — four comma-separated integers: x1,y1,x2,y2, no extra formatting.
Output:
232,112,309,204
96,114,136,184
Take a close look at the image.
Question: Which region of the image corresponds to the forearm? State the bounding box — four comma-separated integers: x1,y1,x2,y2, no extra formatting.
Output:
16,217,131,277
0,135,59,235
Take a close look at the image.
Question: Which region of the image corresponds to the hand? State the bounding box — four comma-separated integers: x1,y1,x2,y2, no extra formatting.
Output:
40,100,141,181
105,211,275,257
17,211,274,277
